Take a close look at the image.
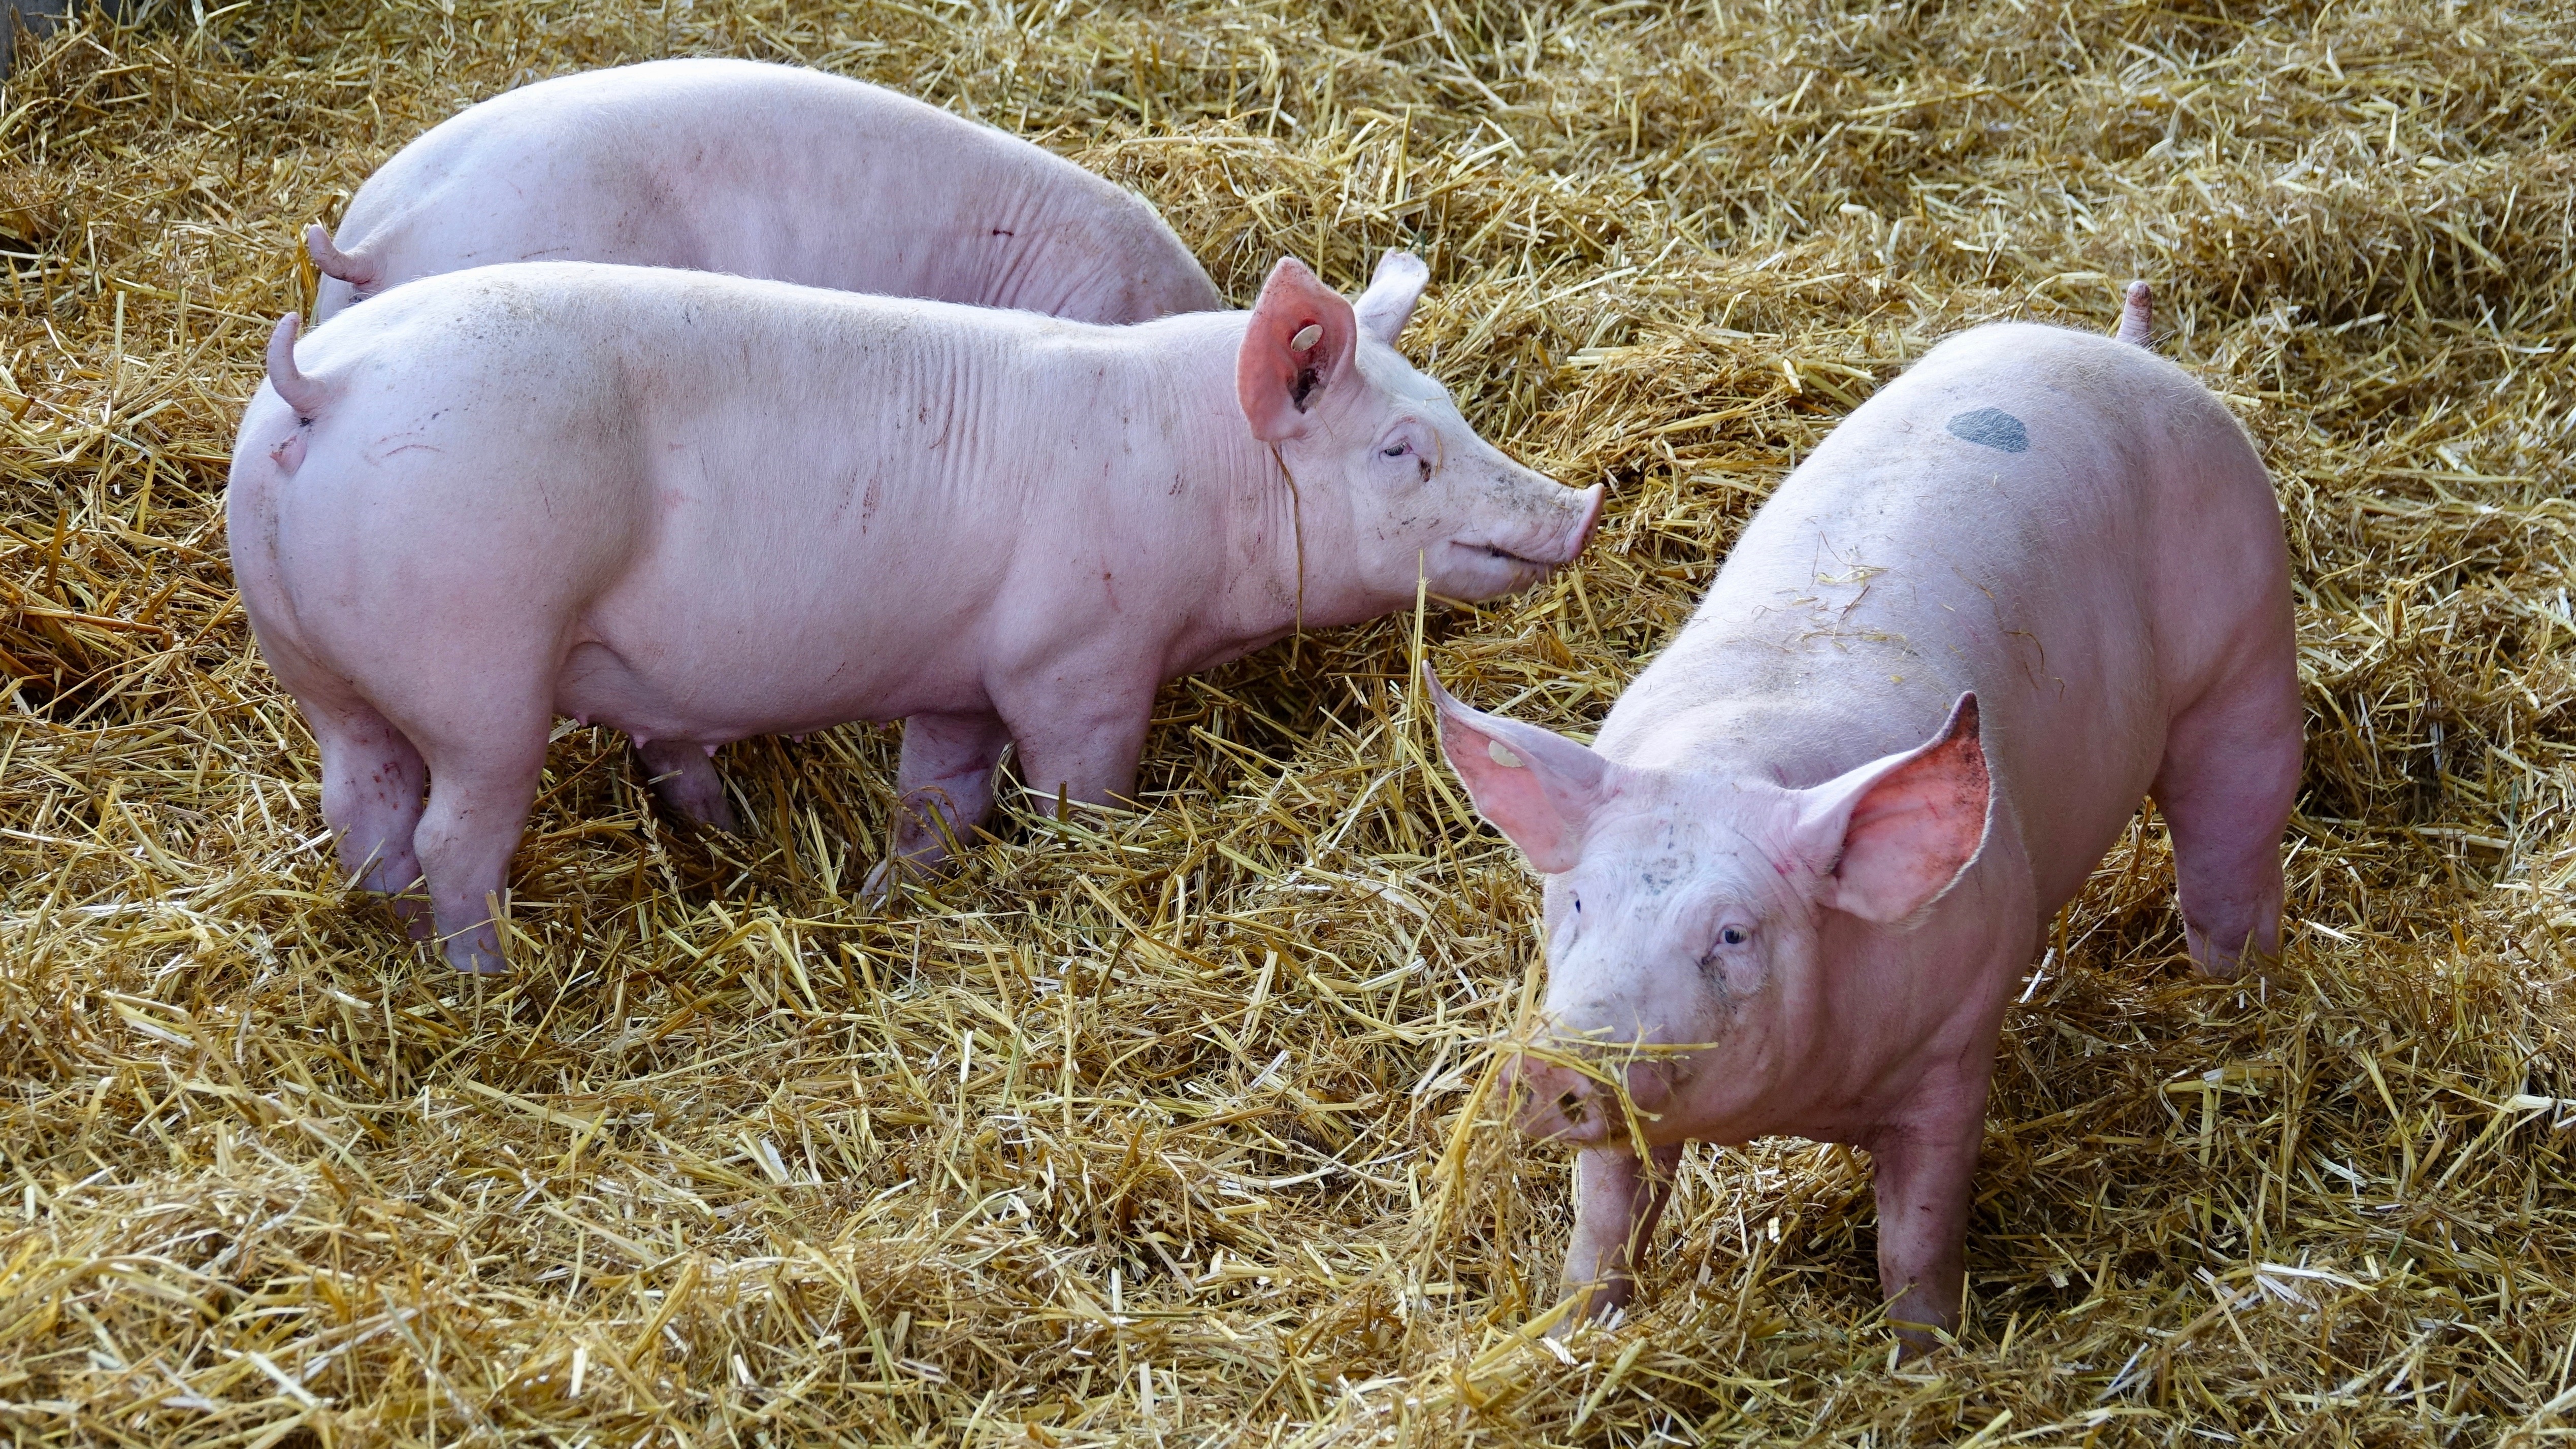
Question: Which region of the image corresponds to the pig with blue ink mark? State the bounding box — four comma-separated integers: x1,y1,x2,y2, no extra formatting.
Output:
1430,293,2297,1347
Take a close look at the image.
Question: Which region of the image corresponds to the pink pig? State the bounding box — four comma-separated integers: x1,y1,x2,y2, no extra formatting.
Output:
1429,300,2297,1345
304,58,1221,325
230,252,1601,972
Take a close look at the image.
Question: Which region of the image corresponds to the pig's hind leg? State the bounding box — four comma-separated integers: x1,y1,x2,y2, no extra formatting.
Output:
2152,667,2301,980
863,711,1015,903
308,701,432,934
401,705,553,974
636,738,739,832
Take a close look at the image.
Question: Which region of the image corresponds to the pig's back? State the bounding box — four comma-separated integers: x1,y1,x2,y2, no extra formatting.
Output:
322,59,1219,323
269,265,1123,729
1607,323,2280,906
293,259,1089,539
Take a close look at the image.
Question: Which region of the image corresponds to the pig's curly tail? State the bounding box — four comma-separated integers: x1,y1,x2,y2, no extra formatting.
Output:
266,314,328,422
306,223,380,288
2115,280,2154,348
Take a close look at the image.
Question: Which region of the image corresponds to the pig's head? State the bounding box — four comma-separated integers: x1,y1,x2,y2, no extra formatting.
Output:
1425,669,1992,1148
1235,253,1602,614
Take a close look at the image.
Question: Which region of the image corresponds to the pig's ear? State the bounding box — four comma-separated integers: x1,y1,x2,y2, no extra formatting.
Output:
1791,694,1991,924
1353,251,1429,344
1424,664,1606,873
1237,257,1360,442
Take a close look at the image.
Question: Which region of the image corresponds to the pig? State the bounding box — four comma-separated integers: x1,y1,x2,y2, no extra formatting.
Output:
229,251,1602,973
303,58,1222,325
1427,307,2297,1347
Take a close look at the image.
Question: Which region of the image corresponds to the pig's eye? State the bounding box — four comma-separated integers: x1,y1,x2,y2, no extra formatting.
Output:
1381,441,1412,458
1716,924,1751,947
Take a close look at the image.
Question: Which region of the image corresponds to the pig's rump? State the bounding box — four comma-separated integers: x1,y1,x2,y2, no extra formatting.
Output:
236,265,1136,749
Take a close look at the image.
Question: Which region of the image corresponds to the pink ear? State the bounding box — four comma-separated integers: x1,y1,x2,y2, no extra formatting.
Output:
1353,250,1428,343
1424,665,1606,873
1796,695,1991,924
1236,257,1359,443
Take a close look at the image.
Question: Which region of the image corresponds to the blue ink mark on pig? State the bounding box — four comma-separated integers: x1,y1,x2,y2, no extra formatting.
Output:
1946,408,2029,452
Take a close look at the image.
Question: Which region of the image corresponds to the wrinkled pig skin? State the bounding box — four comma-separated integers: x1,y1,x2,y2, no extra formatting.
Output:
1429,321,2298,1347
230,252,1602,973
306,58,1222,325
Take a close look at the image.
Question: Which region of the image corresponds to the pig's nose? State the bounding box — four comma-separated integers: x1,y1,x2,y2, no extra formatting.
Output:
1509,1053,1611,1143
1507,1047,1669,1144
1546,483,1605,564
1569,483,1606,552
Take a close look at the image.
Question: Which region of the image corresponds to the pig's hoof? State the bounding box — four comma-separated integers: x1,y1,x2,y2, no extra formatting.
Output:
441,939,511,974
1545,1288,1628,1339
861,859,921,909
859,860,899,908
2203,958,2276,985
862,849,953,908
2186,939,2270,982
2184,920,2280,981
386,898,436,940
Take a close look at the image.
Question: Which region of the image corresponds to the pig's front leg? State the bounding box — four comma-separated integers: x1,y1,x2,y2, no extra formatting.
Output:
996,676,1160,822
1864,1082,1990,1355
862,711,1014,902
1553,1142,1685,1333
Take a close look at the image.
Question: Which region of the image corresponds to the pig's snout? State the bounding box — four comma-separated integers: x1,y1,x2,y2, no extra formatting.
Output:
1437,473,1603,601
1460,481,1603,574
1507,1041,1673,1145
1561,483,1606,561
1511,480,1604,568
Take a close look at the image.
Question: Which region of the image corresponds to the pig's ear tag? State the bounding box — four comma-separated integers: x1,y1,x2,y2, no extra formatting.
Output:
1290,323,1323,352
1487,740,1525,769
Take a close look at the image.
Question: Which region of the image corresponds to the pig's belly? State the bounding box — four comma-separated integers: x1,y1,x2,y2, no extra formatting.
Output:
550,618,990,745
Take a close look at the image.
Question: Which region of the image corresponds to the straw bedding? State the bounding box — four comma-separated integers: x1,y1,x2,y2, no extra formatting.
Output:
2,0,2572,1442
